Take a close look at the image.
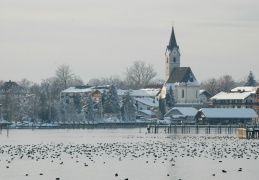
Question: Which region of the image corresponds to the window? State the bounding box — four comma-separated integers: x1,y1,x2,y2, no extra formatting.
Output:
182,90,184,98
166,57,169,63
173,57,176,62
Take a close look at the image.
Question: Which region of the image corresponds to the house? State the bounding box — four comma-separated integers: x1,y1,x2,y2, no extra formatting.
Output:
117,90,159,109
195,108,258,125
60,86,102,103
210,87,259,115
199,90,212,104
134,97,158,111
137,110,157,120
164,107,198,124
164,26,201,106
141,84,164,101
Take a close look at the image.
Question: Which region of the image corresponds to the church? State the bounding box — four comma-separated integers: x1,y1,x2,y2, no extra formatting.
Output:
164,26,200,105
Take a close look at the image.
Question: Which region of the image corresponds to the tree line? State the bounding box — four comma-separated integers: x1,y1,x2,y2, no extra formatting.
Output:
0,61,158,122
0,60,257,122
201,71,258,96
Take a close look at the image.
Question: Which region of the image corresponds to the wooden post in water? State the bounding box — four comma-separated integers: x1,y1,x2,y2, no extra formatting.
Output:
7,124,9,137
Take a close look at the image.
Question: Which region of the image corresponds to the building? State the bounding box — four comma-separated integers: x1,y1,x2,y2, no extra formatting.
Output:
60,85,104,103
164,107,197,124
210,87,259,116
255,87,259,115
195,108,258,125
165,26,200,105
199,90,212,104
117,89,159,119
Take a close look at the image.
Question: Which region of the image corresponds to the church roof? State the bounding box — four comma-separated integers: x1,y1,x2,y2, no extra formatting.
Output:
166,67,196,83
167,26,178,51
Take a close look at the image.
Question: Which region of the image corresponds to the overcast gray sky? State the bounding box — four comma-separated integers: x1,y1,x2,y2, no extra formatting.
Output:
1,0,259,84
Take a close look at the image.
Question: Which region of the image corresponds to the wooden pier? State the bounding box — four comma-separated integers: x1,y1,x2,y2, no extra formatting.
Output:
147,124,239,135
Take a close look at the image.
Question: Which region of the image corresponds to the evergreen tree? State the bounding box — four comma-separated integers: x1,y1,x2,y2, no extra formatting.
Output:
73,94,82,113
166,86,175,107
121,90,136,121
104,85,121,117
86,93,95,123
245,71,257,86
159,98,166,119
59,96,69,123
96,100,103,121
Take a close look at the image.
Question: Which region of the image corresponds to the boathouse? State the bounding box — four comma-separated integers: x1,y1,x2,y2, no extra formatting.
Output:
164,107,197,124
195,108,258,125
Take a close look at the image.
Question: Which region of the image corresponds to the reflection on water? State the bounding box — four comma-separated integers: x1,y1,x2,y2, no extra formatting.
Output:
0,129,259,180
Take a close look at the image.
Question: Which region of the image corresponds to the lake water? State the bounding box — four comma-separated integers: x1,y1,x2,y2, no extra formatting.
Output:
0,128,259,180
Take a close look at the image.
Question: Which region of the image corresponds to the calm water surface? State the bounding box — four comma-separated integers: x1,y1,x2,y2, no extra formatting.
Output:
0,128,258,180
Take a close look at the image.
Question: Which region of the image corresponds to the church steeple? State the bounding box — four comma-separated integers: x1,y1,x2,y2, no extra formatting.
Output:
167,26,178,51
165,25,181,81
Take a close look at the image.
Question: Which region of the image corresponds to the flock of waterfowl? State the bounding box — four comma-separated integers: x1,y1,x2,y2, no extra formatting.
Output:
1,134,259,179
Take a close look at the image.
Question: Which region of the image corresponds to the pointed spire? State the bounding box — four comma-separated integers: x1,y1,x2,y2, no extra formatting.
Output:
167,26,178,51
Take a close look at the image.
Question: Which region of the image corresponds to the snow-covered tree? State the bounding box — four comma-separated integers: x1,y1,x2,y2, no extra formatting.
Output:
166,86,175,108
245,71,257,86
121,90,136,121
96,100,103,122
55,64,74,90
104,85,121,118
85,93,95,124
159,98,166,119
59,96,69,123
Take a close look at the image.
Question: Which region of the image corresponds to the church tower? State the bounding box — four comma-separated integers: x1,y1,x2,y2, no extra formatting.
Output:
165,26,180,81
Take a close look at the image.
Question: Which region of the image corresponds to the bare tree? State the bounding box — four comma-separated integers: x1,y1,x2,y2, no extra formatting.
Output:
55,64,74,89
67,76,84,87
200,78,219,96
218,75,236,92
201,75,237,96
88,76,126,89
125,61,157,89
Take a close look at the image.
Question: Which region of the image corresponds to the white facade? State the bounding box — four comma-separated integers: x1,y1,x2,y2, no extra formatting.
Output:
165,47,180,81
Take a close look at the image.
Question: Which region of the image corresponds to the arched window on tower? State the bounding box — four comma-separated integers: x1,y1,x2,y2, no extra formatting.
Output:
167,57,169,63
182,89,184,98
173,57,176,63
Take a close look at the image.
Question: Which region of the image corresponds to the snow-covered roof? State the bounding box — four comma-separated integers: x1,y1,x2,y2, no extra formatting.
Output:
199,90,212,97
117,90,151,97
61,87,93,93
165,107,197,117
134,97,158,107
91,85,110,90
140,88,161,97
139,110,156,116
211,91,253,100
231,86,256,92
198,108,258,119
